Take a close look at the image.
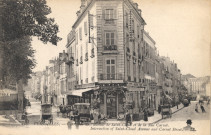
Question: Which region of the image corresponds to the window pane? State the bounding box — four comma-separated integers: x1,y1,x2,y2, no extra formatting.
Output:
111,33,114,38
111,39,114,45
111,60,115,64
105,10,109,19
107,66,110,74
111,66,115,74
106,33,110,38
106,39,110,45
110,10,113,19
106,60,110,64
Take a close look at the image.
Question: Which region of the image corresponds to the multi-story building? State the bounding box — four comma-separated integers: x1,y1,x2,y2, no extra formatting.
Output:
188,76,210,97
159,56,182,105
64,0,163,120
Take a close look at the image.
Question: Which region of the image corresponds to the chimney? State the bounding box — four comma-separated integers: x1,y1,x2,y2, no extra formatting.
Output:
80,0,87,12
133,3,138,9
76,11,81,17
138,9,142,15
81,0,86,6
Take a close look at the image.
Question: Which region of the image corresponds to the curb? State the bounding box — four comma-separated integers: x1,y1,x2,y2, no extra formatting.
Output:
10,115,22,126
152,106,185,124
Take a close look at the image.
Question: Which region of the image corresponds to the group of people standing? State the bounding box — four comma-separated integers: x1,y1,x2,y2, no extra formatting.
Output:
195,99,210,113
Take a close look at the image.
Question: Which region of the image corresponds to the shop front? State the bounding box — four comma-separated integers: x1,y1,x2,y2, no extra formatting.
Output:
96,83,126,119
66,87,98,106
124,87,147,121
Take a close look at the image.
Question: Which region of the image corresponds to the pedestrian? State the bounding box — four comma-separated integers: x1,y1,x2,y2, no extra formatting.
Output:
183,119,196,131
200,105,206,113
195,104,198,113
158,105,161,114
143,108,148,121
188,98,191,104
125,110,131,126
67,118,73,130
98,113,101,124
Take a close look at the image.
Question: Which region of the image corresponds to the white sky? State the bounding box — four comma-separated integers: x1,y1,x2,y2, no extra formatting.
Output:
32,0,210,77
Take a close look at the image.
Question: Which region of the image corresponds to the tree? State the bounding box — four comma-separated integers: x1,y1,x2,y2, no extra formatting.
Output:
0,0,62,88
2,0,61,45
2,37,36,86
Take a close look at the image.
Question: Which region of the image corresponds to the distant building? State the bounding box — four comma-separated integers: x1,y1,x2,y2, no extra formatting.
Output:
188,76,210,96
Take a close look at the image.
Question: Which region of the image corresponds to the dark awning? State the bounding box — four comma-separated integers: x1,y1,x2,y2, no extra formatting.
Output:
67,87,99,97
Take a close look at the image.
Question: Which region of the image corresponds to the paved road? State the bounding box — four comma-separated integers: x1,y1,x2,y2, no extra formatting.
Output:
160,101,210,123
157,101,210,134
26,99,69,125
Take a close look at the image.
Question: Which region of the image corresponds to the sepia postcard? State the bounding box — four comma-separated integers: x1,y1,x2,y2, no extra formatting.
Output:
0,0,210,135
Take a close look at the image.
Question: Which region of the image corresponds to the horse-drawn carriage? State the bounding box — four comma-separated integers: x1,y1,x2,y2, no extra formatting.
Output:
161,104,172,119
71,103,91,124
59,105,72,117
40,104,53,124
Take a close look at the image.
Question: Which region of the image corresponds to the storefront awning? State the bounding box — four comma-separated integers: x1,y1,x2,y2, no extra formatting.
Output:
67,87,99,97
127,87,145,92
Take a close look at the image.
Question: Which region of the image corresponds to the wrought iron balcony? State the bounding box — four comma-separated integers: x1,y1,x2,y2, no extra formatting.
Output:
66,54,74,65
76,59,79,66
104,45,117,51
100,73,123,80
80,56,83,64
85,52,88,61
90,48,95,58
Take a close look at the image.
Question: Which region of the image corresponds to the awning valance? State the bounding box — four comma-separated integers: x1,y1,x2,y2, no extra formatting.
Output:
67,87,99,97
123,87,145,92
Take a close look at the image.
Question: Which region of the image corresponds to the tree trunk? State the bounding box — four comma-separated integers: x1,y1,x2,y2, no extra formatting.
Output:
0,42,4,89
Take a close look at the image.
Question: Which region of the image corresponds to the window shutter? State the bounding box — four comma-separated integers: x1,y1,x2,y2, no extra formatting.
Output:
113,9,117,19
79,28,82,40
102,9,105,19
90,15,94,28
84,22,87,35
76,32,78,44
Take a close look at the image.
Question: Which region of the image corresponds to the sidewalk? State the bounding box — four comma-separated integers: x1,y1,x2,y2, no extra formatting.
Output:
50,103,185,125
144,103,184,124
106,103,184,124
0,115,21,126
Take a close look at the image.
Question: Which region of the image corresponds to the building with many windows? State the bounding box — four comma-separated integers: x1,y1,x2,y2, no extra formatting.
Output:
64,0,162,120
28,0,186,120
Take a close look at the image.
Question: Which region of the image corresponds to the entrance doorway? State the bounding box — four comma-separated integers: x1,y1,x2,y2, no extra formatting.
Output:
107,93,116,118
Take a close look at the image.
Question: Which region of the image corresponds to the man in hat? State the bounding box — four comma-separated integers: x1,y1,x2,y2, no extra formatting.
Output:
183,119,196,131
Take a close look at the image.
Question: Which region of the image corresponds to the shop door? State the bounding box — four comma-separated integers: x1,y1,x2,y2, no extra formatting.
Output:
107,93,116,118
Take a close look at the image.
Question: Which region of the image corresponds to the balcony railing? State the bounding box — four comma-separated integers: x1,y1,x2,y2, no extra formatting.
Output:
76,59,79,66
80,56,83,64
90,48,95,58
100,73,123,80
85,53,88,61
66,54,74,65
104,45,117,51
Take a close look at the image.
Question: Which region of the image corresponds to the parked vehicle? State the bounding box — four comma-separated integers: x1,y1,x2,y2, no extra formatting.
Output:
72,103,91,124
183,99,189,107
40,104,53,124
147,108,154,116
161,104,172,119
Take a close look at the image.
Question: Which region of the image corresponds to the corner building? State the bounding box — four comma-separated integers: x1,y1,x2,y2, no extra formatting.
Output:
66,0,158,120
